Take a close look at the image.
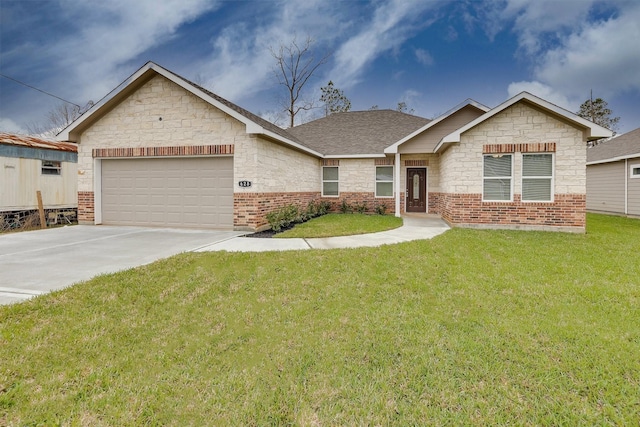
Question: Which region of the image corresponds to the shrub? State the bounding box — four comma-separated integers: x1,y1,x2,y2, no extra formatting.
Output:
355,201,368,214
266,204,299,232
266,200,332,232
374,203,388,215
339,199,352,214
305,200,319,219
317,200,331,216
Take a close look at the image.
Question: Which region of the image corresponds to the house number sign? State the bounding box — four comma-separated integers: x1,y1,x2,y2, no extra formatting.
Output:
238,180,252,188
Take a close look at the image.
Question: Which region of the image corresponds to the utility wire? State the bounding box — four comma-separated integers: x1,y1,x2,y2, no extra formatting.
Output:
0,73,82,109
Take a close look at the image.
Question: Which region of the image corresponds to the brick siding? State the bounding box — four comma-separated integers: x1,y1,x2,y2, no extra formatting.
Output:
432,192,585,230
92,144,233,158
234,192,320,230
321,192,396,214
78,191,95,223
235,191,400,230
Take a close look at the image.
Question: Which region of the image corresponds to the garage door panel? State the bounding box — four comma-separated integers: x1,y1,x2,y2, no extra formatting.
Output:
102,157,233,229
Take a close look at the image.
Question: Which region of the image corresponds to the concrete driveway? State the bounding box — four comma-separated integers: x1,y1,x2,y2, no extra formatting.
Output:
0,225,244,305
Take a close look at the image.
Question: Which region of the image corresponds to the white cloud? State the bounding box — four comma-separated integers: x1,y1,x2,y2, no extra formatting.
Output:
55,0,219,101
399,89,421,105
534,5,640,98
502,0,596,54
0,117,26,134
329,0,440,87
415,48,434,66
507,81,572,109
194,1,349,103
506,2,640,111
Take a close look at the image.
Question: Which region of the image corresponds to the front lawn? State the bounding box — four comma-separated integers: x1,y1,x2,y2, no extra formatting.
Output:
275,213,403,238
1,214,639,425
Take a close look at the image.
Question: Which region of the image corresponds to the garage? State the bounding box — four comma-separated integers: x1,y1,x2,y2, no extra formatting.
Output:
101,157,233,229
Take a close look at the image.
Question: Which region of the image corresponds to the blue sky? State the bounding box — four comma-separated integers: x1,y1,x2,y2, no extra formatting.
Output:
1,0,639,134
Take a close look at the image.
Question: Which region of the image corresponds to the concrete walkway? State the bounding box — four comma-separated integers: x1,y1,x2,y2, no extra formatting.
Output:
196,214,450,252
0,226,244,305
0,216,449,305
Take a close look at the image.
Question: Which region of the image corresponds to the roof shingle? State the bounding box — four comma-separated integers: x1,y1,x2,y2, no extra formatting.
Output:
287,110,431,156
587,127,640,163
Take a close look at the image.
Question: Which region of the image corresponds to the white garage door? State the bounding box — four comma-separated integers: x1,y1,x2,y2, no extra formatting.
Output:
101,157,233,229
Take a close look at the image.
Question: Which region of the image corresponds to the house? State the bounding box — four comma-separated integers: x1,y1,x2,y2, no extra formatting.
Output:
586,128,640,217
1,133,78,227
57,61,611,233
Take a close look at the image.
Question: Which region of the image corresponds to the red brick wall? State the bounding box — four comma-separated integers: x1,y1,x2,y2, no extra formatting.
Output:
432,192,586,229
235,192,399,230
234,192,320,230
320,192,396,214
78,191,95,223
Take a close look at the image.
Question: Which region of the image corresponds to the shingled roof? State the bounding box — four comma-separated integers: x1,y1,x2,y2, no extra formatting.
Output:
184,78,301,144
287,110,431,156
587,127,640,164
58,62,320,155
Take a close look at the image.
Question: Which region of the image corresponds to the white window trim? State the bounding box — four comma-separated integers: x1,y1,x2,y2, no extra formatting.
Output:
322,166,339,197
375,165,394,198
630,164,640,179
482,154,513,202
42,160,62,176
521,153,555,203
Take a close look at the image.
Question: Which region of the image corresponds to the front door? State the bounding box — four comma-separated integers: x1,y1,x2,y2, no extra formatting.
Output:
406,168,426,213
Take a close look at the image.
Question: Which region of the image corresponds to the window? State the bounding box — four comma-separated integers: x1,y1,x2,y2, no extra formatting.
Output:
375,166,393,197
322,166,339,196
483,154,512,201
522,154,553,201
42,160,62,175
631,164,640,179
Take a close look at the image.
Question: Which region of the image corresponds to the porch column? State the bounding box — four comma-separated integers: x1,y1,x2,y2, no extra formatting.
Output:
395,153,401,217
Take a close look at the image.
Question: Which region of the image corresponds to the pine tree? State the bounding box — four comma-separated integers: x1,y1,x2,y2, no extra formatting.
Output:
320,81,351,116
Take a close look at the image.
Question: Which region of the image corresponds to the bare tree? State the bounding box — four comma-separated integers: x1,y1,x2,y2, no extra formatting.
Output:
27,101,94,137
270,36,331,127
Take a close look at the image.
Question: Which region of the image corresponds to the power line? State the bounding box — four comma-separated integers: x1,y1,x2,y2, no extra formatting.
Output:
0,73,82,109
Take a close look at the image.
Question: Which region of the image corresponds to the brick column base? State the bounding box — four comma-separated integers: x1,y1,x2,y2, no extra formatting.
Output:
78,191,95,224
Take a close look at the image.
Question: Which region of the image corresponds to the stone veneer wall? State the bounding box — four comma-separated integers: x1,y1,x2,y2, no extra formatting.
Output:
77,74,251,224
235,136,320,194
436,101,587,231
317,158,397,216
78,75,249,193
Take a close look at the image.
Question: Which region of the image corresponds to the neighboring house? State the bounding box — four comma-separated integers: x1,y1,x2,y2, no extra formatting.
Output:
586,127,640,217
58,62,611,233
0,133,78,225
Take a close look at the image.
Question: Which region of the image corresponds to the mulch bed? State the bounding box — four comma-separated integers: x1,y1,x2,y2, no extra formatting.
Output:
243,224,294,238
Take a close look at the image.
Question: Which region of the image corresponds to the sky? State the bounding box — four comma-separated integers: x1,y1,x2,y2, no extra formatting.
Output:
1,0,639,135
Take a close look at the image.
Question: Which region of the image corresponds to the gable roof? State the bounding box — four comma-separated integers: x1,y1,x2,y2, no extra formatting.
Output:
57,61,322,157
435,92,614,152
587,127,640,164
287,110,430,157
0,133,77,153
384,99,489,154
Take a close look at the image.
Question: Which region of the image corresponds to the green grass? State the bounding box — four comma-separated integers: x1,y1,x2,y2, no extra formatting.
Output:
1,213,639,425
275,213,402,238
